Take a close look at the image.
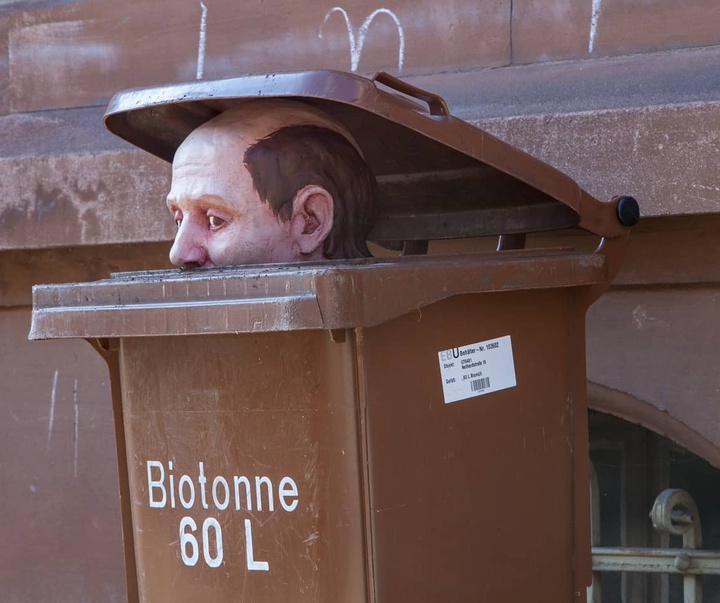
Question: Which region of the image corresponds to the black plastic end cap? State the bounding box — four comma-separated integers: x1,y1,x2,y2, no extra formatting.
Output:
616,195,640,227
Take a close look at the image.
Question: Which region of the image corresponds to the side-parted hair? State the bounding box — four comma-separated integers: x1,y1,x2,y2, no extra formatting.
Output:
243,124,379,259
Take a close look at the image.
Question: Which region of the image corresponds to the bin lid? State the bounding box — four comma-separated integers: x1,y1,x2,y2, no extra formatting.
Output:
30,250,609,339
103,70,628,244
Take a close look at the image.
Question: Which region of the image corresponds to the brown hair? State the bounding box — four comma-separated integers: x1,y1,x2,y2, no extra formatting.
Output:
243,125,378,259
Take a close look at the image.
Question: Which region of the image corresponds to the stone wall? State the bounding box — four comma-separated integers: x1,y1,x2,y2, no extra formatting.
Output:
2,1,720,600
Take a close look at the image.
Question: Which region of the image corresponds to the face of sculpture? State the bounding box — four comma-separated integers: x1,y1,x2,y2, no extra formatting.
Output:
167,126,296,268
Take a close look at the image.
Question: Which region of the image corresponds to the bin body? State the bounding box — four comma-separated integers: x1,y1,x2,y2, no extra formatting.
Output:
362,287,586,601
31,252,602,601
121,330,368,601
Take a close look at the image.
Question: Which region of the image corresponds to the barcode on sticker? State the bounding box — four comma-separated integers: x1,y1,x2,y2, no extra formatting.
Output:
437,335,517,404
470,377,490,392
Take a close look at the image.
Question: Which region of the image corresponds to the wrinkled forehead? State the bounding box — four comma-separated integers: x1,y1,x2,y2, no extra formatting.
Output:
178,99,362,156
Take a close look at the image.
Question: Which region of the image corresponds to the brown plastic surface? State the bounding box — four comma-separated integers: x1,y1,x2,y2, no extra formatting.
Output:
29,245,621,601
359,287,591,600
31,250,609,340
102,70,628,242
120,331,368,601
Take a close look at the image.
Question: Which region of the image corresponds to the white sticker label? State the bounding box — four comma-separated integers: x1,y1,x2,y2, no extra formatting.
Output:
438,335,517,404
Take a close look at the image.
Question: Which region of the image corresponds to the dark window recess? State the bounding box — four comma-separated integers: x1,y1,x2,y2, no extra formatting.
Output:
589,411,720,603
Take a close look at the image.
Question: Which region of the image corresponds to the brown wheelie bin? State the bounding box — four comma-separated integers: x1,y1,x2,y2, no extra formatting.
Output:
30,70,638,602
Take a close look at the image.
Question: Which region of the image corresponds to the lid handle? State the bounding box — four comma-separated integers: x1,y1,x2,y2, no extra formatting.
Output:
372,72,450,117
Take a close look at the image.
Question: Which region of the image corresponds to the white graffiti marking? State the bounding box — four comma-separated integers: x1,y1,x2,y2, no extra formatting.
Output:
589,0,602,53
47,369,59,449
197,2,209,79
73,379,79,478
319,6,405,73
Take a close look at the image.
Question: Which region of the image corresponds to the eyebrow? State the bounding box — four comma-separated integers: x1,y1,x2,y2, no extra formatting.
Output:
166,194,237,213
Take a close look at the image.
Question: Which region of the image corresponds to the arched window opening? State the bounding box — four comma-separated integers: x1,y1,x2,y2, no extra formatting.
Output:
589,411,720,602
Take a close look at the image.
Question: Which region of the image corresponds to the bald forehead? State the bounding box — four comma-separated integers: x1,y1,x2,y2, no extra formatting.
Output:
184,99,358,150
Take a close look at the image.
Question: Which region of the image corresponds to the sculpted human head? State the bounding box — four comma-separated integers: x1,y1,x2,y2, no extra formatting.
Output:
166,100,378,268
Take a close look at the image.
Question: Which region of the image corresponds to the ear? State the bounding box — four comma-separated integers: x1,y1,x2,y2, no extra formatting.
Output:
289,185,334,258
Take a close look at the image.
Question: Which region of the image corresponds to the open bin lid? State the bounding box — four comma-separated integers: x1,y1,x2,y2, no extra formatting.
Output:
103,70,633,244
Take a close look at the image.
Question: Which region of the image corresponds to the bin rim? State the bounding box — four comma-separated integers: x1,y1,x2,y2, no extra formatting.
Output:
29,248,611,341
103,69,631,241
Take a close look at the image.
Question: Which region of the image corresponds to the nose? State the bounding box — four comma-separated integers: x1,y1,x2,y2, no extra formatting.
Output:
169,220,209,268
